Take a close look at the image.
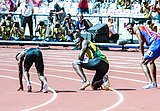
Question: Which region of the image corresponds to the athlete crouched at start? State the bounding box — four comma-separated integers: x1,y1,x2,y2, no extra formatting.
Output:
15,48,48,93
72,31,110,90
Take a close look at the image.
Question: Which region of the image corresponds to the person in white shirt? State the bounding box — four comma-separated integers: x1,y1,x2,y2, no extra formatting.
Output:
19,0,34,39
107,16,119,43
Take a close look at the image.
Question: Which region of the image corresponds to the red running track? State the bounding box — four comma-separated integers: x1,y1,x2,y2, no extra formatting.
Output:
0,45,160,111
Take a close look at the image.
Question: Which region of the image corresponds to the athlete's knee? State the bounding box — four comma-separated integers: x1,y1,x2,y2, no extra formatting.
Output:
149,59,155,65
39,76,47,80
141,58,150,65
72,60,80,68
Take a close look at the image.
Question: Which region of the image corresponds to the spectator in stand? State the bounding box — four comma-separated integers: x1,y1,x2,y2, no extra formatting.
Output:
52,20,65,41
78,0,89,14
62,13,76,42
45,20,65,42
0,14,6,30
0,23,3,39
75,13,93,32
139,1,153,24
153,0,160,25
152,0,160,35
123,0,132,9
145,20,157,32
45,23,55,42
138,0,142,4
15,0,24,11
18,0,34,40
6,0,15,12
10,21,25,40
117,0,125,9
50,2,66,24
74,13,92,50
33,20,47,41
107,16,119,43
96,0,107,3
0,1,9,13
0,14,13,40
16,0,41,8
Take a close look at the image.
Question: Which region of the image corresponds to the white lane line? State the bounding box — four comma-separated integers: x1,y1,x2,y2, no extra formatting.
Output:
0,68,124,111
1,49,160,110
101,87,124,111
44,67,160,78
22,83,57,111
1,59,160,69
0,74,57,111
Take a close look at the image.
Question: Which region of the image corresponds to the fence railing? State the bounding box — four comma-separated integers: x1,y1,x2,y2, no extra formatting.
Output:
0,12,159,44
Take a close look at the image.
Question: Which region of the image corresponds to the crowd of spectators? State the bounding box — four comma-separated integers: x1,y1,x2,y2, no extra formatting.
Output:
0,0,160,42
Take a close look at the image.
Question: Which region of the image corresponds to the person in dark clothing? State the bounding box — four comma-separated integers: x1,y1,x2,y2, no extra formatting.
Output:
15,48,48,93
50,3,66,24
75,13,93,32
72,31,110,90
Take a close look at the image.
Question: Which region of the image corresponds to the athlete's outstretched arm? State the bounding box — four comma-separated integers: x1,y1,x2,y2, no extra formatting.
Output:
78,40,89,60
17,52,24,91
17,62,23,91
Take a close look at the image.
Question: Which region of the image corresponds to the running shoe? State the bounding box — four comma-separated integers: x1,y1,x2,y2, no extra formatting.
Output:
79,80,90,90
103,81,110,91
102,75,110,90
42,84,48,93
27,85,32,92
152,83,158,88
143,83,157,89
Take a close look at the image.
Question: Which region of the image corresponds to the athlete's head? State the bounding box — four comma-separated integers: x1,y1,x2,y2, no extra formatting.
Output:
126,23,135,35
73,30,84,49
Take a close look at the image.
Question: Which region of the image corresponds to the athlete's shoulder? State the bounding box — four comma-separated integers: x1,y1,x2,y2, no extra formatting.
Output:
138,25,150,31
133,25,142,33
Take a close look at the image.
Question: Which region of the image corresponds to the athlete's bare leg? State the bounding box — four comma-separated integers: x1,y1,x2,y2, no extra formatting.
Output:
72,60,87,82
72,60,90,90
149,58,157,84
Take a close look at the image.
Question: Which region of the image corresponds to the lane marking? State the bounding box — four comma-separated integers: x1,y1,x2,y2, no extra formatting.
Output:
0,60,160,69
0,68,124,111
0,74,57,111
0,50,159,111
101,87,124,111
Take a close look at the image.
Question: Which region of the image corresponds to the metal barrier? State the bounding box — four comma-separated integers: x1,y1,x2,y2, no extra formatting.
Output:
0,12,157,49
0,40,149,49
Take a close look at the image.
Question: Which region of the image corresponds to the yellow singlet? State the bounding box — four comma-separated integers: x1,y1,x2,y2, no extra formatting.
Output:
85,41,109,64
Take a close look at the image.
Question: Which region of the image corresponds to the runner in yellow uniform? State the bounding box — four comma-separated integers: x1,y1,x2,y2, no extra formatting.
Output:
72,31,110,90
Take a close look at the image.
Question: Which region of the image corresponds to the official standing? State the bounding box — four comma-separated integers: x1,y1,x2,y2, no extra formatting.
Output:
19,0,34,39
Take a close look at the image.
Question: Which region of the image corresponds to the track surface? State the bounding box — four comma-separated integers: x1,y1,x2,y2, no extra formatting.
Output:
0,46,160,111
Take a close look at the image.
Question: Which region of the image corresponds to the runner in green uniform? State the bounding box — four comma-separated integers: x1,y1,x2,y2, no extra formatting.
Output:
72,31,110,90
